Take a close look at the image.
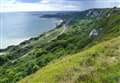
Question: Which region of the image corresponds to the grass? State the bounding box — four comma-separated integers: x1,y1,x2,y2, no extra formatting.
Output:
19,36,120,83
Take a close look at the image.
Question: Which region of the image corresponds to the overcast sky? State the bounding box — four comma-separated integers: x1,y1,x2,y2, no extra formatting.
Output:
0,0,119,12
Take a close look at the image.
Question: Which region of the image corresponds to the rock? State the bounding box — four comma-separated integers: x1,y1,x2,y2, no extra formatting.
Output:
89,29,99,38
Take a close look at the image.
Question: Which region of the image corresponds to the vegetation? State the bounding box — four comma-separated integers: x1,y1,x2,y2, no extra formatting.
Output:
0,8,120,83
19,36,120,83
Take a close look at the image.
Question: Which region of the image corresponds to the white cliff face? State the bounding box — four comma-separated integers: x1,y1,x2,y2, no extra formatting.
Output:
86,10,93,16
89,29,99,38
107,13,111,17
86,10,101,17
89,28,103,38
86,9,105,17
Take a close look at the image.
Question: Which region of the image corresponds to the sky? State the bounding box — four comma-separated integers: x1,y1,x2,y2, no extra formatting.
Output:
0,0,120,12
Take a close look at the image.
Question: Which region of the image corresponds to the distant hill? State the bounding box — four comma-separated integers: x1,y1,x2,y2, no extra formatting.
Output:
0,7,120,83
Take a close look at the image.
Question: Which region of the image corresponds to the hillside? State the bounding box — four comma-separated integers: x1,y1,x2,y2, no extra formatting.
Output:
0,8,120,83
19,36,120,83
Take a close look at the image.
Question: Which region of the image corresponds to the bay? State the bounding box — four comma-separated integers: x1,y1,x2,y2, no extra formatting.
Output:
0,12,59,49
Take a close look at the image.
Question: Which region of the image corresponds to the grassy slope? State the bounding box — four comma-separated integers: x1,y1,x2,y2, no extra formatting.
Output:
19,36,120,83
19,8,120,83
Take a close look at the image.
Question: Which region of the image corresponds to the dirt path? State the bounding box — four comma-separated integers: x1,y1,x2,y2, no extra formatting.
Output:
50,17,74,41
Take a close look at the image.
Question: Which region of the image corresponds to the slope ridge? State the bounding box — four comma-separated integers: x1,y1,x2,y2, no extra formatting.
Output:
19,36,120,83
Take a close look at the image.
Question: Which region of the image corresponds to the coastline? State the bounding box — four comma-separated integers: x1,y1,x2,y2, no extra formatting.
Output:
0,18,64,50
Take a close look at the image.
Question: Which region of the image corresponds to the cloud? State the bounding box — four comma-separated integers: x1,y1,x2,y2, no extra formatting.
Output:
0,0,119,12
0,0,16,4
16,0,40,3
0,0,80,12
40,0,51,4
40,0,65,4
0,3,80,12
118,1,120,7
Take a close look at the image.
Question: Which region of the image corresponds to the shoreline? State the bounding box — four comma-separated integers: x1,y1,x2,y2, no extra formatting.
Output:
0,18,64,50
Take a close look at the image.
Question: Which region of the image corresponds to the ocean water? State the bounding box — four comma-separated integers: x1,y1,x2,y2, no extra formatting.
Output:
0,12,59,49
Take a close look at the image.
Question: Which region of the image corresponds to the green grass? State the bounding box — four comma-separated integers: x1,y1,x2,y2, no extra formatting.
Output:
19,36,120,83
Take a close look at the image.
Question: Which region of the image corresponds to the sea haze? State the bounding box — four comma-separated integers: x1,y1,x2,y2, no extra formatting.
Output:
0,12,59,49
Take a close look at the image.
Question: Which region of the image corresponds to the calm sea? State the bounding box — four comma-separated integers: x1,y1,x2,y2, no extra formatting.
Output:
0,12,59,49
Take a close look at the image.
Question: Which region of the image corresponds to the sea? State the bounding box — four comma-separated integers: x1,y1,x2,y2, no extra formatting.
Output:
0,12,59,49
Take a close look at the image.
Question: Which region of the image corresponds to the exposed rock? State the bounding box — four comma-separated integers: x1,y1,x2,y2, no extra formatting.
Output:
89,29,99,38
